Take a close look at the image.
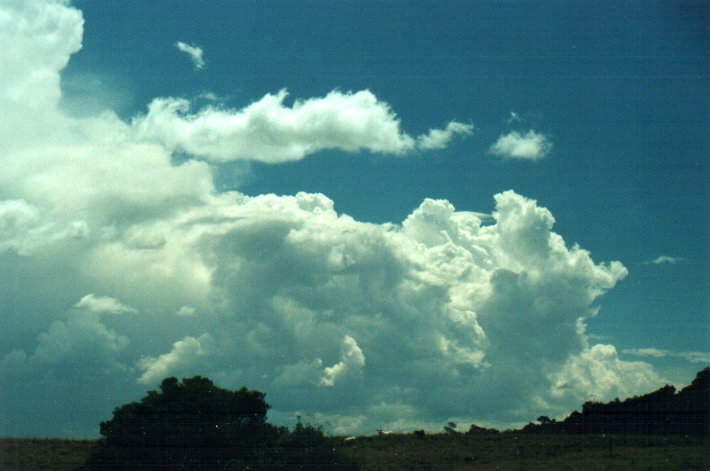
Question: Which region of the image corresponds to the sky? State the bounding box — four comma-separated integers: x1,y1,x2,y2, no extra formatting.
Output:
0,0,708,438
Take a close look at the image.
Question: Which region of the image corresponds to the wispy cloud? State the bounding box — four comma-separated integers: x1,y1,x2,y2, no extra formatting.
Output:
646,255,684,265
489,130,552,160
176,306,197,317
623,348,710,364
507,111,521,124
175,41,205,70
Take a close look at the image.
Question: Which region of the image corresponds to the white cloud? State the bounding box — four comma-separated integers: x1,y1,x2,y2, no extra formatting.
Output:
175,41,205,70
137,334,214,384
0,199,44,255
647,255,684,265
507,111,521,124
0,0,83,111
623,348,710,364
417,121,473,150
549,344,662,404
131,90,471,163
489,130,552,160
0,0,666,438
320,336,366,387
74,294,137,315
0,200,90,255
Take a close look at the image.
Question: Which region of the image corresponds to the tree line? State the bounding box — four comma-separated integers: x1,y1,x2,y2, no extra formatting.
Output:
82,368,709,468
523,367,709,435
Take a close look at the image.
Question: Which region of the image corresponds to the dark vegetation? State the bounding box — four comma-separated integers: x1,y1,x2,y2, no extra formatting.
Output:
3,433,708,470
522,367,710,435
1,368,706,469
82,376,355,469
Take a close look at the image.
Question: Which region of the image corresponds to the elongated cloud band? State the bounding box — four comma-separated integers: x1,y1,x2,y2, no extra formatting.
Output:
623,348,710,364
647,255,684,265
132,90,473,163
75,294,137,315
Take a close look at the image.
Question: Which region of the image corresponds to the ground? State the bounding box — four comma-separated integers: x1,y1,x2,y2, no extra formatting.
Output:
1,433,707,470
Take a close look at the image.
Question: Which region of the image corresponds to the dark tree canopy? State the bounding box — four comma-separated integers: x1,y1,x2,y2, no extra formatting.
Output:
84,376,354,469
523,367,710,436
99,376,274,449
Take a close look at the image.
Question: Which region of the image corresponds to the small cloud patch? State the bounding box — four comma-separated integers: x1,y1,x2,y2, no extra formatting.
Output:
647,255,684,265
74,294,137,315
489,130,552,160
175,41,206,70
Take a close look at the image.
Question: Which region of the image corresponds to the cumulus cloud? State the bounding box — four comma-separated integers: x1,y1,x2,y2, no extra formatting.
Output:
0,0,83,111
175,41,205,70
0,0,666,438
489,130,552,160
138,334,214,384
549,344,662,406
0,199,44,255
2,313,129,371
75,294,137,315
131,90,471,163
417,121,473,150
320,336,366,387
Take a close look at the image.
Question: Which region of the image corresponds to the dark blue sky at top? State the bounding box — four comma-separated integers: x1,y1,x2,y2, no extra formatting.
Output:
62,0,708,375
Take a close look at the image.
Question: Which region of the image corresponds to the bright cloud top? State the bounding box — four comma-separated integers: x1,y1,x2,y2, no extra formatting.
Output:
175,41,206,70
320,336,366,387
0,0,82,110
489,130,553,160
132,89,472,163
0,0,667,438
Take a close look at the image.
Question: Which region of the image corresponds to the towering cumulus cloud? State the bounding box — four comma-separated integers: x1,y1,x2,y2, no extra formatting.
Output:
0,0,661,438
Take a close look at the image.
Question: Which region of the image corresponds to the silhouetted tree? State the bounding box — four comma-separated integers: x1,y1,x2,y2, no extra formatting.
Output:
83,376,356,469
537,416,553,425
467,423,499,435
444,421,458,434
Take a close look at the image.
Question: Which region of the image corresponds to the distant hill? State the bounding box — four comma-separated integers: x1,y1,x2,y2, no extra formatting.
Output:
523,367,709,435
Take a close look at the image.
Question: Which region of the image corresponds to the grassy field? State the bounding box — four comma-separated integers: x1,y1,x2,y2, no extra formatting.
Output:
0,439,95,470
1,433,708,470
338,432,709,470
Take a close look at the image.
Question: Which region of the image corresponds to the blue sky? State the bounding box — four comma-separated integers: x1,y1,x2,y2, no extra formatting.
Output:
0,0,707,438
